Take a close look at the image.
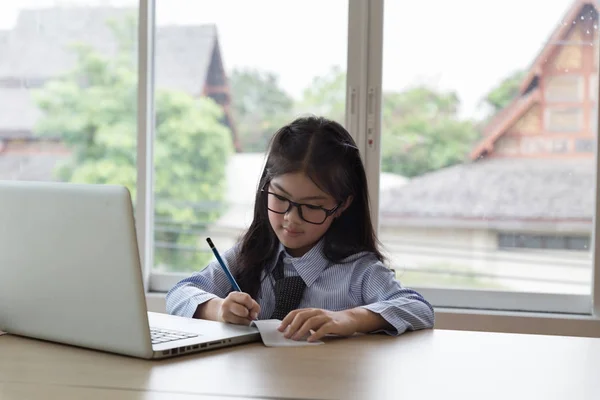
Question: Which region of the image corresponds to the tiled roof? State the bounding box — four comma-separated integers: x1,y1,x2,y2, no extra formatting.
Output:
0,7,218,136
380,158,594,223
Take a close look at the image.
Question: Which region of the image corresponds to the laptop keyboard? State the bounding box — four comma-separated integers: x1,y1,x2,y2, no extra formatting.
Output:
150,327,199,345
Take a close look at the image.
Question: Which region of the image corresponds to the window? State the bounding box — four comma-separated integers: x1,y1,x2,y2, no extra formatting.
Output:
0,4,138,202
6,0,599,318
544,75,583,102
499,233,590,252
545,107,583,132
575,138,595,153
552,139,569,153
149,0,348,279
375,0,596,312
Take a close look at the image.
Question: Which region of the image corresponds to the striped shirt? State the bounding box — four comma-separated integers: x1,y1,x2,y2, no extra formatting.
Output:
166,239,435,335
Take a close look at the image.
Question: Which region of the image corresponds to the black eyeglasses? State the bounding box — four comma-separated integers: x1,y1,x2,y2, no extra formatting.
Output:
262,190,341,225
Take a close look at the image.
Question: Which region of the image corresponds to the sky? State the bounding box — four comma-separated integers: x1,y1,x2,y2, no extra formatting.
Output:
0,0,578,118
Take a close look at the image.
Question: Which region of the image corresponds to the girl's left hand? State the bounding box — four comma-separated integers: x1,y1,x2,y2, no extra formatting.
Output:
278,308,358,342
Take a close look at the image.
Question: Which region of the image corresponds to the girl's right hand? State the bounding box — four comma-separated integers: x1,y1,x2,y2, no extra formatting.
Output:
216,292,261,325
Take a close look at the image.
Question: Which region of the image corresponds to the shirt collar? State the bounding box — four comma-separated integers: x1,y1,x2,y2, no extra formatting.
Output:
273,238,328,287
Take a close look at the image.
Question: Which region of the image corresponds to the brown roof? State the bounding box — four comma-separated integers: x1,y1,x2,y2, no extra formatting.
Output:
470,0,597,160
469,90,541,159
518,0,597,94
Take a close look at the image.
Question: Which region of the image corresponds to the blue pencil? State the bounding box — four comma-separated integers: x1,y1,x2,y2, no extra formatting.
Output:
206,237,242,292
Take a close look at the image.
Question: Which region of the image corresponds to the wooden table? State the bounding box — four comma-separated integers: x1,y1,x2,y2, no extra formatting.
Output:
1,329,599,399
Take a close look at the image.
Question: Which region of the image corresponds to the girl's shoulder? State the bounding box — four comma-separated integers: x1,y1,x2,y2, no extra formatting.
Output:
334,250,395,284
335,249,385,269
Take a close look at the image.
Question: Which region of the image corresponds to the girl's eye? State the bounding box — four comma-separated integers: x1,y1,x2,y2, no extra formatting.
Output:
274,193,287,201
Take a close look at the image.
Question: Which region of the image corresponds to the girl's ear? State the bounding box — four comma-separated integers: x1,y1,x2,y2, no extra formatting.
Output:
335,196,353,218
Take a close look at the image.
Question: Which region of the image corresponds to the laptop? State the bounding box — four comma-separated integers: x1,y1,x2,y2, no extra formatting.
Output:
0,180,260,359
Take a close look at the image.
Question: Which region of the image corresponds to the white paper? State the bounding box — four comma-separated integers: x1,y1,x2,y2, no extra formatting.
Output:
0,330,6,336
250,319,324,347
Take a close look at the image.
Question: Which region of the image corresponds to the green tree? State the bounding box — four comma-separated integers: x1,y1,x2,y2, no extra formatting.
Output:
229,68,294,152
483,70,525,113
381,87,478,177
297,65,346,124
298,66,477,177
33,15,234,272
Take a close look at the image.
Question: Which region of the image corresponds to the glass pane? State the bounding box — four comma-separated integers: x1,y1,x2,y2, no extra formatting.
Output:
544,75,583,102
152,0,348,272
546,107,583,132
0,1,138,195
379,0,594,294
545,236,567,250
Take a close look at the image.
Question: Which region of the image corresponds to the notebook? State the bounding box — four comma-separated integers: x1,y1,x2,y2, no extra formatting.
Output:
251,320,324,347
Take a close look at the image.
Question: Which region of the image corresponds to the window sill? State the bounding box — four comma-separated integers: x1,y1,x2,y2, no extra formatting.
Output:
433,307,600,338
145,292,600,338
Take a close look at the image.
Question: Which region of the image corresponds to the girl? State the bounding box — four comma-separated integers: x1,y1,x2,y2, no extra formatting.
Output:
166,116,434,342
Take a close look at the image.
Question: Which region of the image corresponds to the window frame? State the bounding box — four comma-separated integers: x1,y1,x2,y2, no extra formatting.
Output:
593,82,600,317
137,0,155,292
141,0,600,318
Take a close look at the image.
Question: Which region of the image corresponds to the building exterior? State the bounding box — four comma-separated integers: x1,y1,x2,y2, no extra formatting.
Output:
0,6,239,181
378,0,599,294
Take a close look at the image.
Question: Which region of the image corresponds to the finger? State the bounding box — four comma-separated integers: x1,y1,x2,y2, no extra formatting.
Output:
223,312,252,326
292,315,329,341
308,322,334,342
228,302,250,318
284,310,321,338
229,291,252,306
248,299,261,320
278,309,301,331
231,293,260,319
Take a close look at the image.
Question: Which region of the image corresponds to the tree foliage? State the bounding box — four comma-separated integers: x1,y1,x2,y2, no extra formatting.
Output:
381,87,478,177
33,15,233,271
296,65,347,124
483,70,526,113
229,68,294,152
295,66,478,177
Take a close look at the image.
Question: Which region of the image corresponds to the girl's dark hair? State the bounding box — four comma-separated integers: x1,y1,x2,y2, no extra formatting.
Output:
236,116,384,299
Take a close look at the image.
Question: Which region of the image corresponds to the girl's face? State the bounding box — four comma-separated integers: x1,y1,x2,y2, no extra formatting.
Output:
266,171,345,257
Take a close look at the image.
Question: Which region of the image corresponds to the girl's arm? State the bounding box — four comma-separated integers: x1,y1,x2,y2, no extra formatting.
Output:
357,262,435,335
344,307,393,333
278,261,434,341
165,245,241,318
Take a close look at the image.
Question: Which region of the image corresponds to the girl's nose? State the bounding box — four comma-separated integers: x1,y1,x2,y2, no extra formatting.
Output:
284,204,302,224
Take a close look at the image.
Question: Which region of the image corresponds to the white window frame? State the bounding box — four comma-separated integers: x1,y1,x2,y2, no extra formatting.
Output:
137,0,155,292
593,101,600,318
141,0,600,319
